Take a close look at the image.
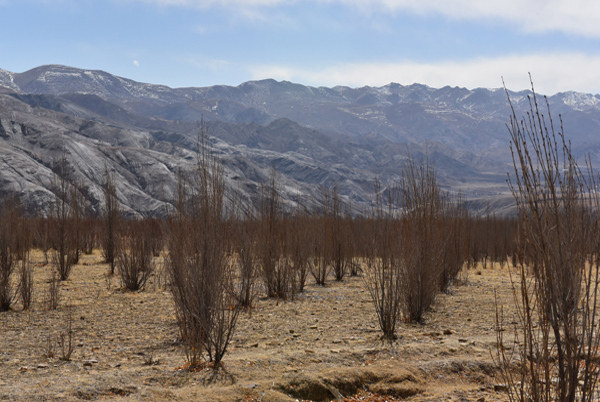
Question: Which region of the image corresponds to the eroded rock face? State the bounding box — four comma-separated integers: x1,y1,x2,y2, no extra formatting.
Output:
0,93,374,217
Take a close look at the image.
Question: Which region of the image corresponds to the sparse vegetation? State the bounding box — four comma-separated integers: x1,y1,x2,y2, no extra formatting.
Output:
4,97,591,402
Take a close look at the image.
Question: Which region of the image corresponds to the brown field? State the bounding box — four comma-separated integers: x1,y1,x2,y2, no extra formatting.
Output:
0,250,514,402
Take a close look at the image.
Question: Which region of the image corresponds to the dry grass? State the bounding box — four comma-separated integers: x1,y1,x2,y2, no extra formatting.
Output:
0,248,517,401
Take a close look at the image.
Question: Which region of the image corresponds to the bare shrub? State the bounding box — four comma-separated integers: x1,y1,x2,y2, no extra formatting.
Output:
101,165,121,275
326,185,349,282
363,179,403,340
0,205,16,312
288,212,310,294
234,219,257,308
310,244,329,286
58,312,74,361
34,217,51,265
167,122,240,366
310,215,330,286
50,154,77,281
439,193,470,290
117,223,155,291
81,216,98,256
258,168,293,298
495,78,600,402
43,312,74,361
399,156,445,323
145,219,164,257
46,268,60,310
19,256,33,310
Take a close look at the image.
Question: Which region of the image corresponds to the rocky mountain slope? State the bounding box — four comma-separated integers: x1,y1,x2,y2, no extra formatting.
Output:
2,65,598,216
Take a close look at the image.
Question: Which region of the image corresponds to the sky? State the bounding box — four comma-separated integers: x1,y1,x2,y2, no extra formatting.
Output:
1,0,600,95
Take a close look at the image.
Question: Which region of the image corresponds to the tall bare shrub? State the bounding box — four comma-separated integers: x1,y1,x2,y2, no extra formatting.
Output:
101,165,121,275
232,218,257,308
19,256,33,310
50,155,77,281
0,203,17,311
440,193,470,290
167,122,239,366
496,78,600,402
258,168,292,298
399,156,445,323
363,179,403,340
288,211,310,294
328,185,349,281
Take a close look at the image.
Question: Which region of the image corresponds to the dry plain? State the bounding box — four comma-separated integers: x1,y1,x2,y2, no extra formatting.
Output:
0,250,515,402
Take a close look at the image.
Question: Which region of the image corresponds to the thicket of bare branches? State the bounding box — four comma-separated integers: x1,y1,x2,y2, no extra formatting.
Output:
0,202,18,311
496,79,600,402
287,211,310,294
50,155,77,281
117,221,155,291
399,156,447,323
19,257,33,310
258,168,293,298
234,218,257,308
166,122,240,367
362,159,472,339
101,165,121,276
363,180,403,340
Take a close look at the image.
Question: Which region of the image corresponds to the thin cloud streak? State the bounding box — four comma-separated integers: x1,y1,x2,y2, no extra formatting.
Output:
249,53,600,95
126,0,600,37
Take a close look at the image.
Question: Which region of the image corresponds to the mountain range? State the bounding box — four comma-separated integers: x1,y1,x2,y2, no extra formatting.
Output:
2,64,600,216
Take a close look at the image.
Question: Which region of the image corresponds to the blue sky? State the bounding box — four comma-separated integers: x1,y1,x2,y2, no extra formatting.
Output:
1,0,600,94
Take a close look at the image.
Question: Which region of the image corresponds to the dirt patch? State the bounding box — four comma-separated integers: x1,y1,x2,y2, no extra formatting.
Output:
0,250,514,401
278,367,424,401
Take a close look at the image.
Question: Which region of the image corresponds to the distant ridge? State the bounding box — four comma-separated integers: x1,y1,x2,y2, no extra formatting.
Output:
1,64,600,216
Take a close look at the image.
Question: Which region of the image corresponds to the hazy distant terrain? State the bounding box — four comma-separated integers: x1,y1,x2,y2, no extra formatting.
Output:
1,64,600,216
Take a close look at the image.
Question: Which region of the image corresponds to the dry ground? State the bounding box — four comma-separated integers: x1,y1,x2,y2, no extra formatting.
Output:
0,251,516,401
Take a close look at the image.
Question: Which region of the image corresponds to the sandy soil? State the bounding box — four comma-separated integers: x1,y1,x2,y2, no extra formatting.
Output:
0,251,516,401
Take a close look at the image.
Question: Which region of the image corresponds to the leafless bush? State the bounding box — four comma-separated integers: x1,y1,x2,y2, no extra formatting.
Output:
43,335,55,359
399,156,445,323
58,312,74,361
34,217,51,265
167,122,240,367
288,212,310,294
50,154,77,281
258,168,293,298
363,180,403,340
46,267,60,310
43,312,74,361
309,215,331,286
495,78,600,402
19,257,33,310
145,219,164,257
117,224,155,291
234,219,257,308
439,193,470,291
325,185,350,282
0,206,16,312
101,165,121,275
81,216,98,255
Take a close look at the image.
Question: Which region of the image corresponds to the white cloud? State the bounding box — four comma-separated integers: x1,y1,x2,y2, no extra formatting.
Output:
133,60,140,67
124,0,600,37
126,0,290,8
365,0,600,37
248,53,600,95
